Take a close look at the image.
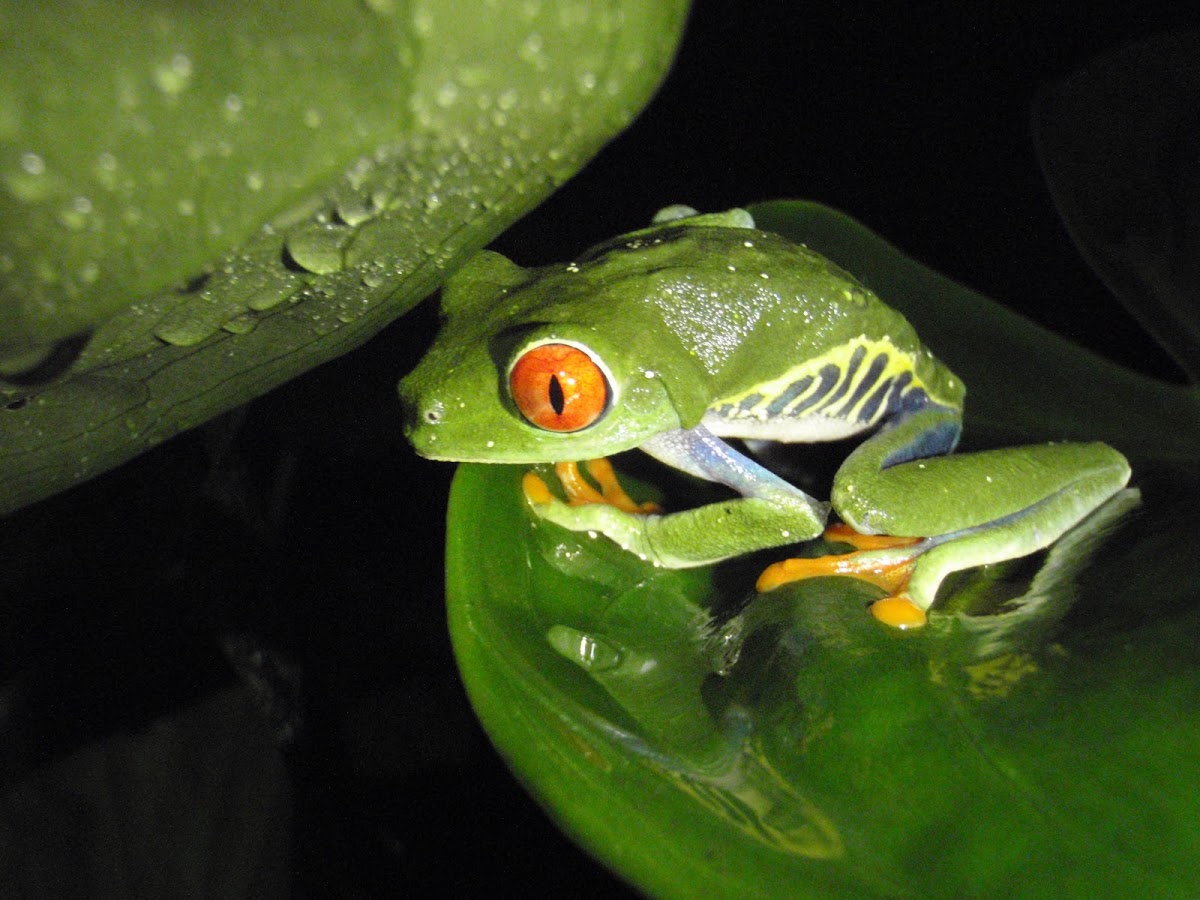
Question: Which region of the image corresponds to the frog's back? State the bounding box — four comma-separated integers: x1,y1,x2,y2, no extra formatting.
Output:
597,226,963,444
558,223,962,442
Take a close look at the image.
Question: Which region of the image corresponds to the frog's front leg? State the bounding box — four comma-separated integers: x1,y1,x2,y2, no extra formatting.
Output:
759,406,1132,628
524,424,830,568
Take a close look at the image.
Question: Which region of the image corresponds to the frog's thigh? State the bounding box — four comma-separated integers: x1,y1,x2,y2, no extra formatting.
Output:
900,469,1120,609
834,424,1130,536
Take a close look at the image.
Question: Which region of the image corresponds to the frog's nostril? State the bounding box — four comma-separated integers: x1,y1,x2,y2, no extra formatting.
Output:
400,395,445,438
419,399,445,426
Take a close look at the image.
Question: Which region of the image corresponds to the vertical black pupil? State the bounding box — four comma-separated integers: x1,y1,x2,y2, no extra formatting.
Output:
548,374,565,415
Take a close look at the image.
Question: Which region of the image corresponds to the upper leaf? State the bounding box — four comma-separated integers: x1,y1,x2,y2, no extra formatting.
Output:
0,0,690,514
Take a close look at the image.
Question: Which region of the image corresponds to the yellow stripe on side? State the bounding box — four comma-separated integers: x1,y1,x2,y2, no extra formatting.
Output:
711,337,930,425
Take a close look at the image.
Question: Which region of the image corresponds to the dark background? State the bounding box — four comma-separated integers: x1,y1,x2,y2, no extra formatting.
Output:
3,1,1195,896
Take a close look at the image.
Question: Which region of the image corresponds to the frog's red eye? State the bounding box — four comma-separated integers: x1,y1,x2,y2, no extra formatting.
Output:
509,342,610,432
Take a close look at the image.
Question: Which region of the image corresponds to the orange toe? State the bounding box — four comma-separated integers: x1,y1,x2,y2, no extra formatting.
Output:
823,523,921,552
555,460,606,505
581,458,660,514
870,594,927,629
527,459,660,514
757,552,915,594
522,471,555,505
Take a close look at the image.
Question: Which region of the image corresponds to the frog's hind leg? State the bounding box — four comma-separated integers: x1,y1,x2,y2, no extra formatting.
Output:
758,406,1131,628
895,461,1129,621
758,529,935,628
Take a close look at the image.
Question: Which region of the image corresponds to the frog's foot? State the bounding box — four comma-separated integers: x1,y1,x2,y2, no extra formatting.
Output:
522,458,661,515
820,523,922,553
756,525,929,630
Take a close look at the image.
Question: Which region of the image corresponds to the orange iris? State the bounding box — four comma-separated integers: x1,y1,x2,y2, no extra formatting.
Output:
509,342,610,432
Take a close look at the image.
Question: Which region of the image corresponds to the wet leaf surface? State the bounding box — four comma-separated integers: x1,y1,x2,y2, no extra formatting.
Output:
0,0,688,513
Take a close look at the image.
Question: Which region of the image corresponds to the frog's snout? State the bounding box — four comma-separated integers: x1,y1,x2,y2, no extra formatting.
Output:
397,379,448,457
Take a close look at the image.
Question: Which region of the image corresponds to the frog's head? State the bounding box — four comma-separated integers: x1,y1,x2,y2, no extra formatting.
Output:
399,250,700,463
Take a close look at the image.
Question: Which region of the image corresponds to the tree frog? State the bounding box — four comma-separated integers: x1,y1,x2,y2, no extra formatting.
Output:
399,207,1131,628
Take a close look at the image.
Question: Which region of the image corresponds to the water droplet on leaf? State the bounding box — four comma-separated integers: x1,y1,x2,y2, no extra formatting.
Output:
284,223,348,275
247,275,301,311
58,196,93,230
222,313,258,335
155,317,215,347
519,33,547,68
335,194,379,227
546,625,623,672
154,53,194,96
20,152,44,175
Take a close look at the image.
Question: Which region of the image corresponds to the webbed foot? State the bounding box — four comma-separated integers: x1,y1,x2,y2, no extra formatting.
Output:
756,524,929,629
523,458,661,515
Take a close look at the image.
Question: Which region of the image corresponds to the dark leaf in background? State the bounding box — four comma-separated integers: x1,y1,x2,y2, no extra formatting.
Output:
1033,30,1200,383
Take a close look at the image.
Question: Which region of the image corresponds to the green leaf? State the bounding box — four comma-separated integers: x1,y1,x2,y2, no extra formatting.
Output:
449,462,1199,896
0,0,689,514
444,204,1200,896
1031,30,1200,383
